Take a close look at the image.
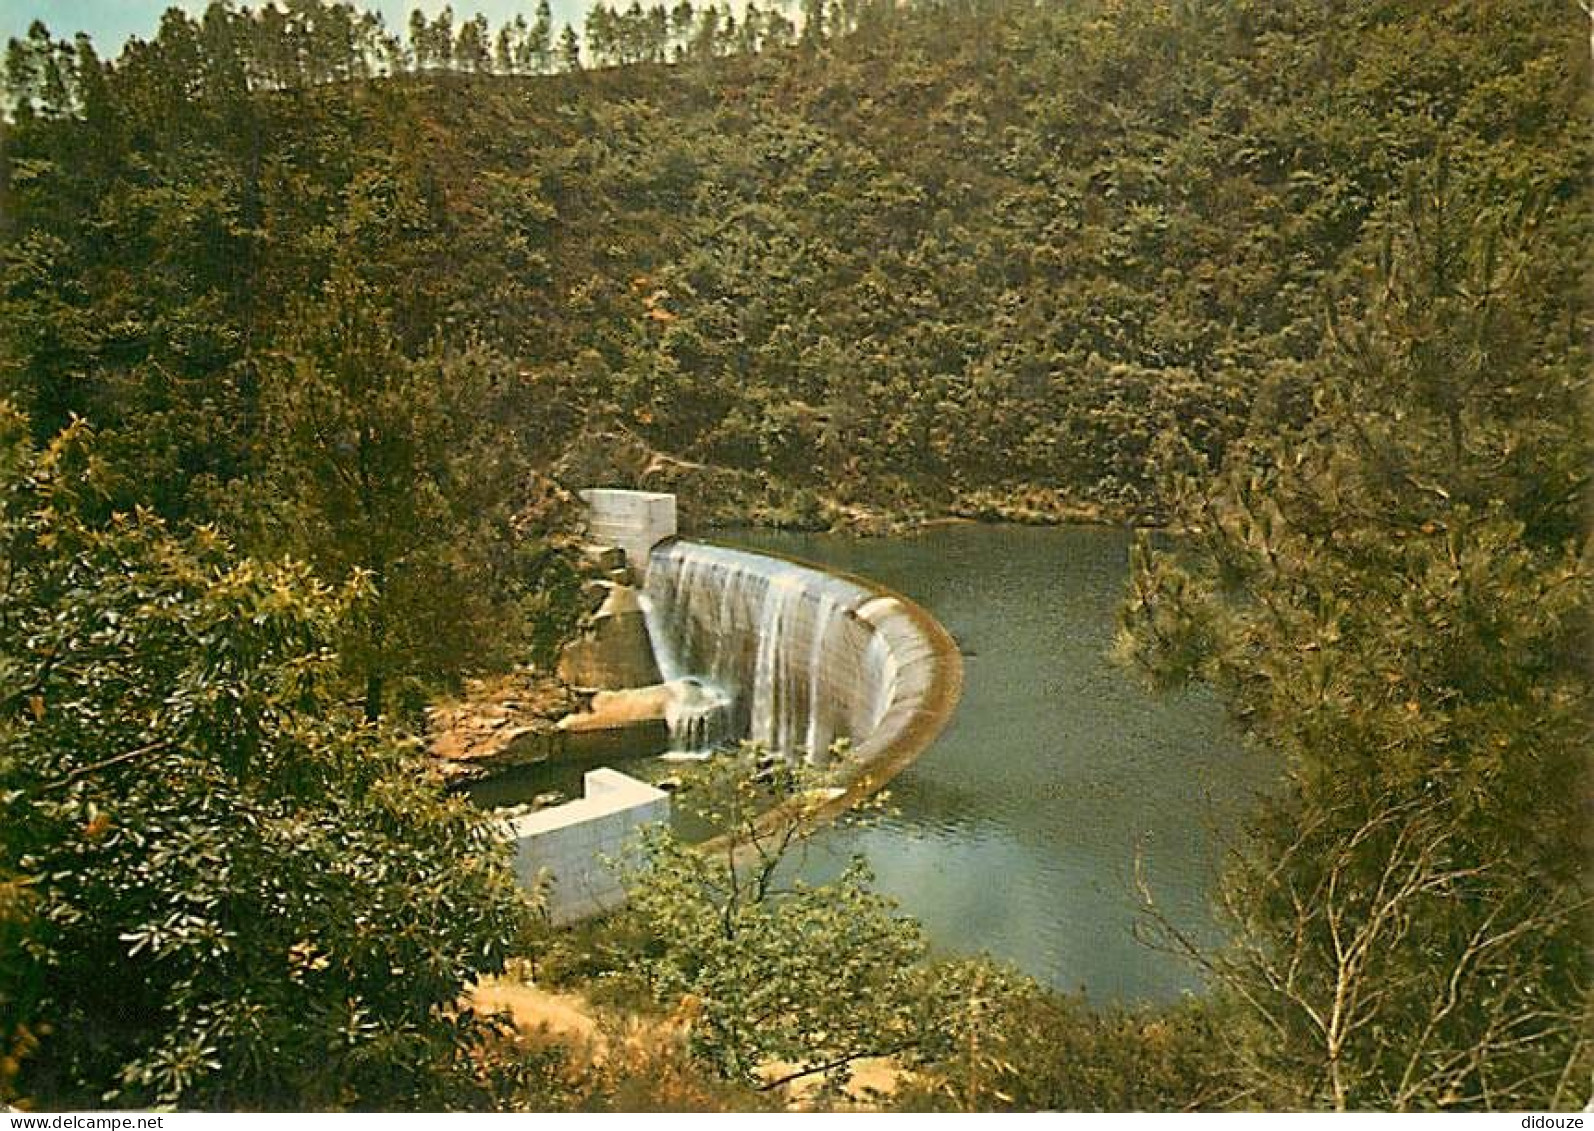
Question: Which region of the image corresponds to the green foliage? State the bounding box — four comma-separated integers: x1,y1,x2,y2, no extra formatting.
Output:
1120,156,1591,1109
0,409,531,1109
898,958,1233,1112
591,750,1236,1109
1,5,590,715
8,0,1582,533
1,0,1586,1112
255,269,582,718
606,748,928,1092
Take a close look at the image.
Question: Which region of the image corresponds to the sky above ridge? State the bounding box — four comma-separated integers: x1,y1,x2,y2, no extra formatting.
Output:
2,1,611,56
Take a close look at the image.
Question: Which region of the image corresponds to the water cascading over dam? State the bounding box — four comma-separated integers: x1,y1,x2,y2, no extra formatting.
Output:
643,541,901,761
507,490,962,924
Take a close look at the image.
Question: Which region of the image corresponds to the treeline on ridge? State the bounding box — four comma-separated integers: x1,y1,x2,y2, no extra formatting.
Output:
7,0,1584,535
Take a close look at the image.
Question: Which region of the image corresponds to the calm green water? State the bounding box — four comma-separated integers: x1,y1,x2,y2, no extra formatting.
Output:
469,522,1272,1002
729,523,1273,1004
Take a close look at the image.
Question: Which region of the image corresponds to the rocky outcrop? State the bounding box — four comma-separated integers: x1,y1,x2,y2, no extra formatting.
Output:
426,672,587,781
557,583,663,690
555,684,672,761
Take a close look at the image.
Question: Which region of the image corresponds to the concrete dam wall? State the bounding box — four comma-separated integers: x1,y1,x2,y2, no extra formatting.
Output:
643,537,963,799
513,490,963,925
570,489,963,791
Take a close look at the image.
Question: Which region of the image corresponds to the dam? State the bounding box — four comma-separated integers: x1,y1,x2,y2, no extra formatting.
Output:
504,488,963,922
489,498,1266,1000
646,542,902,763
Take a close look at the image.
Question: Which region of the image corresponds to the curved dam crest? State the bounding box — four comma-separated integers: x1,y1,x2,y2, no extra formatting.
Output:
503,490,962,923
643,537,964,813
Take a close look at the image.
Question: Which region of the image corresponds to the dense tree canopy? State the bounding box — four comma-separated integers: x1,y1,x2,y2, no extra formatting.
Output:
1120,147,1590,1114
0,409,530,1108
6,0,1583,533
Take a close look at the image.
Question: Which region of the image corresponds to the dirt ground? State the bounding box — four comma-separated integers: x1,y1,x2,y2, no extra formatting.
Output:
470,976,910,1109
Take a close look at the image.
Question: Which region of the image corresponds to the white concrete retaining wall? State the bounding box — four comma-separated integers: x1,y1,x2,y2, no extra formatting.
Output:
580,488,677,580
505,768,670,925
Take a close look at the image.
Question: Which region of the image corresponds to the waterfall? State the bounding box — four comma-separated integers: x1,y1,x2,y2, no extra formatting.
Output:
642,541,896,762
659,677,734,760
749,573,802,753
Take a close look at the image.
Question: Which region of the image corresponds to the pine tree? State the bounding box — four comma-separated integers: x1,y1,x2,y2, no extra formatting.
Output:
407,7,429,68
259,269,542,720
532,0,554,70
430,5,454,69
455,13,491,72
1122,163,1591,1111
558,23,582,70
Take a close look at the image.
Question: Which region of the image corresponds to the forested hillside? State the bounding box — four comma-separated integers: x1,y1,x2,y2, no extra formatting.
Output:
1,0,1588,1112
7,0,1585,531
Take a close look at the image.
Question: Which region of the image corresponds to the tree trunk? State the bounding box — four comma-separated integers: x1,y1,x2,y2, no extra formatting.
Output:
364,670,384,723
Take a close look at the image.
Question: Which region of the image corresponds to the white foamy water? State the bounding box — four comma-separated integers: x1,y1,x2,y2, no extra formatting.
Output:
642,541,894,762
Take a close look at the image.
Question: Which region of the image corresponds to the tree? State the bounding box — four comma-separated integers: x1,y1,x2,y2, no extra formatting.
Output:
258,269,558,721
1138,793,1590,1111
603,746,1232,1109
689,4,721,59
649,4,671,61
608,747,930,1092
799,0,826,51
456,13,491,73
894,960,1233,1112
586,4,617,66
430,5,455,69
530,1,555,72
559,24,582,71
494,21,515,74
1119,165,1591,1110
408,7,430,68
0,408,529,1109
740,3,762,54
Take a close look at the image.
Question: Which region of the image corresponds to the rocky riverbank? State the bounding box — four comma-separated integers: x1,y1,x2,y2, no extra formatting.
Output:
553,427,1156,539
426,671,590,783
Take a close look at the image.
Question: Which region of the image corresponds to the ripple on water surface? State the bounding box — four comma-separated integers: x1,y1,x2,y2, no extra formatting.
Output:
732,523,1275,1004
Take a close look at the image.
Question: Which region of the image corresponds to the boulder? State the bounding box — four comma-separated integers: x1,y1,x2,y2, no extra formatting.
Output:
555,683,674,761
557,583,663,690
427,672,583,779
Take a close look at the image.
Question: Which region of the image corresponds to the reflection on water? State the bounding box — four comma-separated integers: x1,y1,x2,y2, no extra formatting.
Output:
464,523,1272,1003
731,523,1274,1004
